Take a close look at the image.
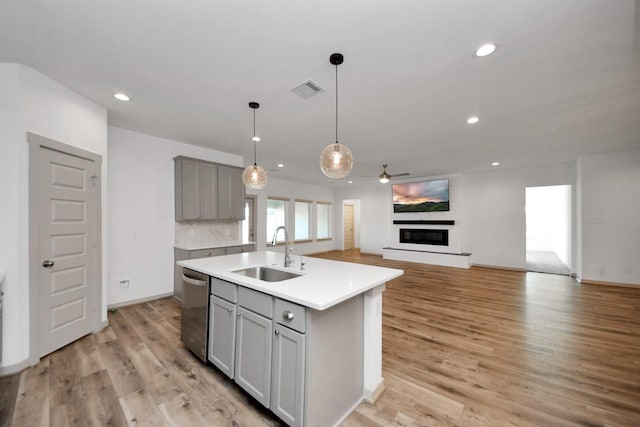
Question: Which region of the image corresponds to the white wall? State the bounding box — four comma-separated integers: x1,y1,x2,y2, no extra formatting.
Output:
334,184,391,254
0,64,108,367
107,127,243,306
578,149,640,285
462,162,576,269
247,176,337,256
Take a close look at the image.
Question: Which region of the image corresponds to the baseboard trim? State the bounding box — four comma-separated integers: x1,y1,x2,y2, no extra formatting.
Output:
107,292,174,310
365,379,386,404
471,263,527,272
579,278,639,288
0,357,32,377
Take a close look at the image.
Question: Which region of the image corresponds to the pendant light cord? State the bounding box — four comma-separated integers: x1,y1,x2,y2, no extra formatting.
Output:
335,61,339,144
253,108,257,165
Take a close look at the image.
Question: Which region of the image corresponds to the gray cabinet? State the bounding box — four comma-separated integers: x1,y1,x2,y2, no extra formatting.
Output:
218,165,245,220
271,323,305,427
225,244,255,255
174,157,244,221
208,295,237,378
235,306,272,407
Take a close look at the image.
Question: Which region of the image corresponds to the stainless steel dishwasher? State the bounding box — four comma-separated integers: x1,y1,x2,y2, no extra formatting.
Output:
180,268,209,362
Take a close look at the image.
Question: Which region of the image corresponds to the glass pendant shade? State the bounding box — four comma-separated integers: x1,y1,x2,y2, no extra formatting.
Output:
242,163,268,189
320,142,353,178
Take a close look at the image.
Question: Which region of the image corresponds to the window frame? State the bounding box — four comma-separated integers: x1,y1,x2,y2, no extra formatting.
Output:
293,199,313,243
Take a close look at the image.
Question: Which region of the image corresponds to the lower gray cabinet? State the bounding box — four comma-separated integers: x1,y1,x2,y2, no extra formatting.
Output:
235,306,272,407
271,324,305,427
208,295,236,378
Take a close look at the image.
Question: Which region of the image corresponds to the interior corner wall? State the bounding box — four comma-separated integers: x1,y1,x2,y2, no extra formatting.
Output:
246,176,337,255
0,63,108,367
461,162,576,269
334,184,391,255
578,149,640,285
107,127,243,306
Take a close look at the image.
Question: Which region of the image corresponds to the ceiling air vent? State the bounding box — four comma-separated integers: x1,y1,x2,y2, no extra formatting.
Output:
290,79,325,99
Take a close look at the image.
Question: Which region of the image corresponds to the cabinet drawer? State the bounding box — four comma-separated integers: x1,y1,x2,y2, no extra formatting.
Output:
274,299,306,333
238,287,273,319
191,247,226,259
226,245,256,255
211,277,237,303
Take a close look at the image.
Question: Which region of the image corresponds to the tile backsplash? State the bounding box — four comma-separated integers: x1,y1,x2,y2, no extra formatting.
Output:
175,220,241,246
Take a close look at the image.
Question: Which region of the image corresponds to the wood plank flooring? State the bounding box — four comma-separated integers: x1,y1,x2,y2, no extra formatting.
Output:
2,250,640,426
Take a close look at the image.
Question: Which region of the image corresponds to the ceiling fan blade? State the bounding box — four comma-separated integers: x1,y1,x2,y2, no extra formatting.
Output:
389,172,410,177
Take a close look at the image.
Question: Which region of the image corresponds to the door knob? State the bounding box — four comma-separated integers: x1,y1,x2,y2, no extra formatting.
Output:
42,260,54,268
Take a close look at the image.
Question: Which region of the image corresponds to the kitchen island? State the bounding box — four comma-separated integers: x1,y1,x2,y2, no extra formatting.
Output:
178,250,403,427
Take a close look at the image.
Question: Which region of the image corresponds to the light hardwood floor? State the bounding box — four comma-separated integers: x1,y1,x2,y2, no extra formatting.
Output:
2,251,639,426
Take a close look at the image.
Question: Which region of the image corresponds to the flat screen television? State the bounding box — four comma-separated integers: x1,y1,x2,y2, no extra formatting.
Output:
392,179,450,213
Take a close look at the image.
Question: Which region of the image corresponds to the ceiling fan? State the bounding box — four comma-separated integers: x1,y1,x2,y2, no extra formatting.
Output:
378,164,410,183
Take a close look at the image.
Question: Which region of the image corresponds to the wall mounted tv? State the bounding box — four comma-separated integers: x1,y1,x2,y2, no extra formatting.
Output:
392,179,450,213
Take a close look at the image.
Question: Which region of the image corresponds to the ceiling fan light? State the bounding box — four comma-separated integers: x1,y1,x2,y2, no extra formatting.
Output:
320,142,353,178
379,174,390,184
242,164,268,189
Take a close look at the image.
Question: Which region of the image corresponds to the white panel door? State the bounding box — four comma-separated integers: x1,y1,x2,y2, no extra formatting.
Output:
39,147,98,356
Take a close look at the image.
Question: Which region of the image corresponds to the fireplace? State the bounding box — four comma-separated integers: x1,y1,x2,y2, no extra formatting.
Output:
399,228,448,246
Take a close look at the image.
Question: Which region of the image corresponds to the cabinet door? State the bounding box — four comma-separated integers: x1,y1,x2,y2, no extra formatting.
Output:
200,162,218,219
218,166,246,220
208,295,236,379
235,306,272,407
180,159,201,220
271,325,305,427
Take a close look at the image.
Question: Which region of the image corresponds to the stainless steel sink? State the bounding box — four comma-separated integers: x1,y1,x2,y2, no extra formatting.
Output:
232,266,302,282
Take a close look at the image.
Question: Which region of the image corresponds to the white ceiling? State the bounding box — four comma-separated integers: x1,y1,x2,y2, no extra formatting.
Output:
1,0,639,186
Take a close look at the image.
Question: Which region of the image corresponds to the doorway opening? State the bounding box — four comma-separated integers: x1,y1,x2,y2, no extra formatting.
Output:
242,195,257,243
525,185,571,275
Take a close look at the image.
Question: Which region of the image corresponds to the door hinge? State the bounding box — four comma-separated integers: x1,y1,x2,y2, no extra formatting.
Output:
90,175,98,187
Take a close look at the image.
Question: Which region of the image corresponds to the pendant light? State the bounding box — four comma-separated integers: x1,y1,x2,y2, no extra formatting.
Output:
242,102,268,189
319,53,354,179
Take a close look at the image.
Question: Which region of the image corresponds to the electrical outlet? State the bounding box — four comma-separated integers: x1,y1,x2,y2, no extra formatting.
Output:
119,279,130,289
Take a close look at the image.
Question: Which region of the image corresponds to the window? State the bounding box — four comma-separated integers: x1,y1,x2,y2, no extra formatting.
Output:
294,200,312,241
317,202,332,240
267,197,288,243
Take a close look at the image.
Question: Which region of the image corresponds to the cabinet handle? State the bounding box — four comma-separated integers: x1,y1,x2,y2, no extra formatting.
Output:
205,252,212,257
227,308,233,313
282,310,294,321
274,330,280,335
237,313,241,317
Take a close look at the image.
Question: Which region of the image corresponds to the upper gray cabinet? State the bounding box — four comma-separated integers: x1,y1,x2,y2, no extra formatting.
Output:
218,165,245,220
174,156,245,221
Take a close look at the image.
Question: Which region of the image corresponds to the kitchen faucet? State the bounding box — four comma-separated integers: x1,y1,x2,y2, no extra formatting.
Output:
271,226,293,267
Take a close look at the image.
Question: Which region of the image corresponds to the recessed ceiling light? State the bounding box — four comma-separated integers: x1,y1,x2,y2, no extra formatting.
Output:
492,162,500,166
475,43,496,57
114,93,130,101
277,163,284,168
252,136,261,142
467,116,479,124
348,181,353,184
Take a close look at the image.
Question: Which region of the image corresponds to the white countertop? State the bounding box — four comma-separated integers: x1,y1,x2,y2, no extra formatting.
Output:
178,251,404,310
175,241,256,251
